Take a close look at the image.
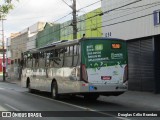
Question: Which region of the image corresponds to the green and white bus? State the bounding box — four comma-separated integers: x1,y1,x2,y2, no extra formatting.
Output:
21,37,128,100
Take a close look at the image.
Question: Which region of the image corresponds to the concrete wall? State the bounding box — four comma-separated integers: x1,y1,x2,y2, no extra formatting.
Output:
101,0,160,40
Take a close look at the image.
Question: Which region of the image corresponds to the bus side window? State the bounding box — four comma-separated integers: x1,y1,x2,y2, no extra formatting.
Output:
49,50,54,67
27,53,33,68
64,46,72,67
52,49,59,67
22,54,27,67
36,53,39,67
46,51,54,67
39,52,45,68
59,48,64,67
32,53,39,67
53,49,64,68
73,45,80,66
32,53,35,67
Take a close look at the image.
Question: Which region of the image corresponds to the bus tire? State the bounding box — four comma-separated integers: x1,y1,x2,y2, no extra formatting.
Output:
51,81,59,99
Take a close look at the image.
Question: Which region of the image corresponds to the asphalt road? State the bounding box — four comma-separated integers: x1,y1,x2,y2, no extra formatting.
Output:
0,82,159,120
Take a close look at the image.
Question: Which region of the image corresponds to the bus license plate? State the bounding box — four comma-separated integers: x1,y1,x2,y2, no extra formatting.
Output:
101,76,111,80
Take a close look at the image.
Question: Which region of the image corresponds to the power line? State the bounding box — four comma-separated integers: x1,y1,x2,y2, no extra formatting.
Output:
53,0,101,24
76,0,101,35
54,13,72,23
61,11,154,38
11,11,154,47
7,1,101,23
97,2,160,27
37,0,101,24
101,12,153,28
79,2,159,37
84,12,154,31
103,0,142,14
113,1,160,11
40,1,158,38
61,0,72,9
77,0,101,12
77,0,143,23
10,0,158,48
13,1,158,44
50,11,154,38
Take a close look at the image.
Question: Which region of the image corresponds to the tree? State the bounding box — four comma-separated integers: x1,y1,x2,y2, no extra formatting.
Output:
0,0,19,18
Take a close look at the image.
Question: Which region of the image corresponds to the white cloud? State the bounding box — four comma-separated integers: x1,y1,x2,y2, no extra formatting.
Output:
4,0,101,37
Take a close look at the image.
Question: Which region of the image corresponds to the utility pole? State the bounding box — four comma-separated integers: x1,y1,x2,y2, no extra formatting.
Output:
62,0,77,39
72,0,77,39
1,18,5,81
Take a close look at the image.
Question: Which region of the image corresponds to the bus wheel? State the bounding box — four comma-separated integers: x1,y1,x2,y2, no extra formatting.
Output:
84,94,99,101
51,82,59,99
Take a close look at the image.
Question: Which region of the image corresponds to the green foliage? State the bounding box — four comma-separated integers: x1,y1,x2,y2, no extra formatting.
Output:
0,0,19,19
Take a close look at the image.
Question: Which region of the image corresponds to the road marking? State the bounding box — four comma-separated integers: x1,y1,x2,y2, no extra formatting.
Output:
5,104,20,111
25,92,131,120
25,92,88,110
0,105,8,111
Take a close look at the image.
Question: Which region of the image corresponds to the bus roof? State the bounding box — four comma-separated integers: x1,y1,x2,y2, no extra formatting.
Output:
24,37,125,53
80,37,125,41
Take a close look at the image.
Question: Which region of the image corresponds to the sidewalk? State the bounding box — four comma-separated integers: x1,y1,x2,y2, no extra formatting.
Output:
100,91,160,110
0,76,21,85
0,77,160,110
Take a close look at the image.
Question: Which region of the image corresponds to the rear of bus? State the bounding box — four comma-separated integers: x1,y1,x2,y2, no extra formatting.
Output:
80,38,128,96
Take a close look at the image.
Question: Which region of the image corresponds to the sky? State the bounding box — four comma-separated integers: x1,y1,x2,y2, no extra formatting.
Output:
2,0,101,38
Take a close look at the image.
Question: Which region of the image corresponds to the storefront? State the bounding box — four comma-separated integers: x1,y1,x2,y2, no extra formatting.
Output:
101,0,160,93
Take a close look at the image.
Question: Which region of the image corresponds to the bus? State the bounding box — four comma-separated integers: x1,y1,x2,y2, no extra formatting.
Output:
21,37,128,100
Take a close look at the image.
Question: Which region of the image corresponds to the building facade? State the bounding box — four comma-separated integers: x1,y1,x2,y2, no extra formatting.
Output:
101,0,160,93
27,22,46,50
9,22,45,80
60,8,102,40
36,23,60,48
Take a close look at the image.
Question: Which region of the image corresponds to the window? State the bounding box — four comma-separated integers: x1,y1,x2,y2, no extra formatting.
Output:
53,49,64,68
64,44,80,67
48,50,55,67
33,53,39,67
26,53,33,67
23,54,27,67
73,45,80,66
64,46,73,67
46,52,51,67
154,10,160,26
39,52,45,68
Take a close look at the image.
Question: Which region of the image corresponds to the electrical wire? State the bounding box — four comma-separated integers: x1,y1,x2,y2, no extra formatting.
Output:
83,2,160,30
9,0,159,48
77,0,101,12
77,0,143,23
10,11,155,48
61,0,72,9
